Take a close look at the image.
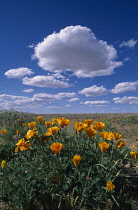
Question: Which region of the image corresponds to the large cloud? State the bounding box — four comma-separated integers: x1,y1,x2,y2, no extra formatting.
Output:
111,81,138,94
5,68,34,79
33,25,122,78
113,96,138,104
78,85,109,96
22,75,70,88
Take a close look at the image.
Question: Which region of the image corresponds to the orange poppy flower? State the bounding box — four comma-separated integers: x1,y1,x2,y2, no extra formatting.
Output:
74,122,87,133
51,118,57,125
22,123,26,126
112,132,122,140
36,116,42,123
1,160,6,169
15,138,30,152
85,126,97,138
45,127,60,136
100,131,113,140
117,140,126,149
16,130,20,135
25,129,38,139
50,142,63,154
45,121,52,128
0,129,7,134
106,181,115,191
130,151,138,159
28,122,37,129
57,118,70,128
72,155,82,167
98,142,110,152
83,119,92,127
131,144,135,149
94,121,105,130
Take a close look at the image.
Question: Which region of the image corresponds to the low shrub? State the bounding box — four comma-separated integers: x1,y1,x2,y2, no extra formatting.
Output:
0,113,137,210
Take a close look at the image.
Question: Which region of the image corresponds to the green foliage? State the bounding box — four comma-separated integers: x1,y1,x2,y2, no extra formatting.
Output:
0,111,137,210
119,115,138,125
0,108,35,129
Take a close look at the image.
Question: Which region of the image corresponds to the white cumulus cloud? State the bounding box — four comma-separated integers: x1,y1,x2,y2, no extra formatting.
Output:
23,89,34,93
5,67,34,79
68,98,79,102
0,94,35,111
55,92,76,99
65,104,71,107
111,81,138,94
32,92,76,103
47,106,62,109
83,100,110,105
113,96,138,104
0,92,76,111
22,75,70,88
120,39,137,48
0,94,30,100
33,25,122,78
78,85,109,96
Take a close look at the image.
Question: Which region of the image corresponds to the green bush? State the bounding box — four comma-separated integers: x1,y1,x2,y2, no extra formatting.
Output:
0,112,137,210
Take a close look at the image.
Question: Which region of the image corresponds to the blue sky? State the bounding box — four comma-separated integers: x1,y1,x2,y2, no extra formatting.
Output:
0,0,138,114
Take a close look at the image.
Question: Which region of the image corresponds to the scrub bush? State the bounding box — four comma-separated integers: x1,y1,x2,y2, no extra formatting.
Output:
0,112,137,210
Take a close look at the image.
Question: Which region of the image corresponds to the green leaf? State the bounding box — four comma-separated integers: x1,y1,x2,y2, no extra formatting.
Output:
62,184,69,191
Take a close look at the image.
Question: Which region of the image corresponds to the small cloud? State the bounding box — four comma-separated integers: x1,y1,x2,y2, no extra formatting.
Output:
124,57,130,62
22,75,70,88
23,89,34,93
96,105,108,107
55,92,76,99
47,106,62,109
65,104,71,107
32,93,54,103
33,25,122,78
83,100,110,105
111,81,138,94
68,98,79,102
27,44,35,48
32,92,76,103
113,96,138,104
78,85,109,96
120,39,137,48
5,67,34,79
0,94,31,100
53,71,66,79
